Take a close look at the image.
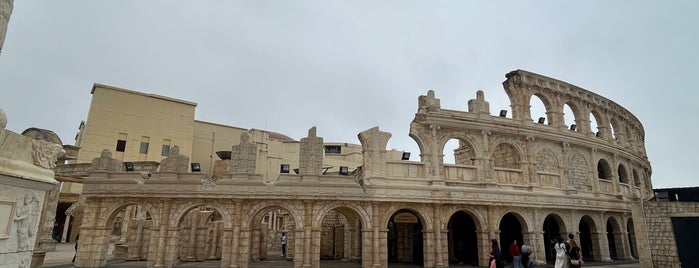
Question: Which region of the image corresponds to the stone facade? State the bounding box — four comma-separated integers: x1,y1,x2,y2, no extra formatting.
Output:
643,201,699,267
0,108,62,267
70,70,655,268
0,0,13,56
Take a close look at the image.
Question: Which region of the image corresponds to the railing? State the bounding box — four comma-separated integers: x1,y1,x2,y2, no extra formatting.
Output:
538,172,561,188
598,180,614,194
442,164,477,182
385,161,426,179
494,168,526,185
619,183,630,196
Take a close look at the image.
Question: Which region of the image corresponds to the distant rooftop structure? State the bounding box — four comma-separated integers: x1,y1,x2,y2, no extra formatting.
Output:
654,187,699,202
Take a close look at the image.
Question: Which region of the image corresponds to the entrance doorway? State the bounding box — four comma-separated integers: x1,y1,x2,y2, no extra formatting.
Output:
387,210,423,265
447,211,478,265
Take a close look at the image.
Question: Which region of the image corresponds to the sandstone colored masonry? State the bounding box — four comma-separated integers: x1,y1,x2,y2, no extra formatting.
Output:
0,108,63,268
71,70,653,268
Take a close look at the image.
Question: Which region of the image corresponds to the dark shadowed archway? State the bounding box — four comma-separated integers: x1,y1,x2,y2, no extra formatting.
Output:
447,211,478,265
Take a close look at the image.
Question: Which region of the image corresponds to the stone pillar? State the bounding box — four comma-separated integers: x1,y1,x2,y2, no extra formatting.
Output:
299,127,324,176
231,132,257,174
154,201,172,268
227,225,241,268
60,215,71,242
529,231,546,265
358,127,392,181
75,226,111,267
433,205,445,267
592,231,610,262
36,183,60,251
238,228,251,268
301,201,313,268
250,228,260,261
477,231,491,266
361,229,374,268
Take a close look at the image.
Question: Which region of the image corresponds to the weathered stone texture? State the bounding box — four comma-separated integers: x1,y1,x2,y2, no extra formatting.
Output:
643,202,699,268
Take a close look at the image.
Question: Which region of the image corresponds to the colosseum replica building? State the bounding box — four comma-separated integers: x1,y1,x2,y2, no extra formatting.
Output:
70,70,653,268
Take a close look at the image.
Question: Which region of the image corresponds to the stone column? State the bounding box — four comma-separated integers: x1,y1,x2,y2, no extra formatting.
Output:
154,201,172,267
358,127,392,183
477,231,491,266
301,201,313,268
433,205,445,267
228,225,241,268
61,215,71,242
592,231,610,262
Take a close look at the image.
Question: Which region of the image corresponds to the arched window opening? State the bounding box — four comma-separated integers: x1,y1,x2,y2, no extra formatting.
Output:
493,143,520,169
632,170,641,187
563,103,577,132
627,219,639,259
443,139,474,165
618,164,628,184
530,94,548,125
597,159,612,180
590,111,602,138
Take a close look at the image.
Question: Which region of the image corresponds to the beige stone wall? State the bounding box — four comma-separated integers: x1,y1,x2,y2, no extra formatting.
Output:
77,84,196,165
643,201,699,268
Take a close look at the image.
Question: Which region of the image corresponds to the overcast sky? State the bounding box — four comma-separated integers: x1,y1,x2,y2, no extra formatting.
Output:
1,1,697,189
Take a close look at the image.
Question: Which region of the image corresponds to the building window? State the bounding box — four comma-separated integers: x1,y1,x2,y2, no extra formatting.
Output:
116,140,127,152
324,145,341,154
280,164,290,173
139,142,149,154
161,144,170,156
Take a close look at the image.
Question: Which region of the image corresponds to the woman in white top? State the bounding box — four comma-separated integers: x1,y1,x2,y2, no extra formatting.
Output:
554,237,569,268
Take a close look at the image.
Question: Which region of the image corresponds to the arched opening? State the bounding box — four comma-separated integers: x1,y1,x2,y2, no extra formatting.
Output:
493,143,520,169
563,103,577,132
627,218,638,259
597,159,612,180
579,216,596,261
249,206,296,267
632,169,641,187
499,213,524,263
610,118,621,142
104,204,154,264
442,138,475,165
606,218,623,260
529,94,548,125
543,214,565,263
387,210,424,265
618,164,629,184
176,206,224,264
319,207,363,267
590,111,602,138
447,211,478,265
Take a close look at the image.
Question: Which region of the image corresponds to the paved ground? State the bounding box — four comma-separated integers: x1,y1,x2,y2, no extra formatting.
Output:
42,242,641,268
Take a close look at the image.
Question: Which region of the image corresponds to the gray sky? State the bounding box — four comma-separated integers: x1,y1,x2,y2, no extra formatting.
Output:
1,1,696,189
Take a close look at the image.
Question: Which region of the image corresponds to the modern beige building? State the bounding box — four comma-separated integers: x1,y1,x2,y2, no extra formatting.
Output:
62,70,659,268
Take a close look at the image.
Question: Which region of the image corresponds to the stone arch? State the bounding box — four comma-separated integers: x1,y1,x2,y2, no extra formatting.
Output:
498,212,528,261
408,121,429,162
597,158,613,180
314,202,366,262
439,133,479,165
563,100,585,132
590,109,605,137
443,207,486,231
446,208,483,265
605,215,624,260
617,164,629,184
244,201,303,229
528,92,553,123
610,117,624,142
386,207,428,265
490,141,524,169
245,202,302,264
101,200,159,263
102,199,159,227
312,201,371,229
542,213,567,262
578,215,598,261
170,200,233,229
173,203,228,263
382,205,432,230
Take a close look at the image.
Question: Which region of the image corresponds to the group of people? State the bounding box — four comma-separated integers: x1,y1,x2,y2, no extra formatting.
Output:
489,239,533,268
488,234,583,268
554,234,584,268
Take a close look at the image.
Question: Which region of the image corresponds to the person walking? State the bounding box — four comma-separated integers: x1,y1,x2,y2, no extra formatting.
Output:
510,239,523,268
554,237,569,268
568,239,583,268
521,244,534,268
280,232,287,257
488,239,505,268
